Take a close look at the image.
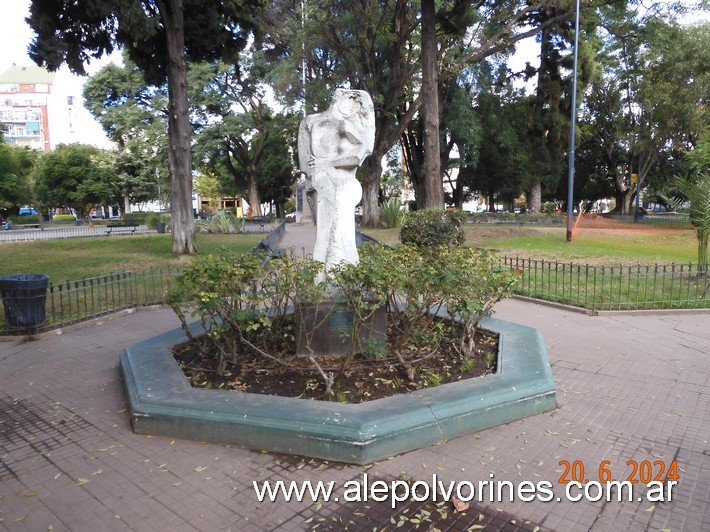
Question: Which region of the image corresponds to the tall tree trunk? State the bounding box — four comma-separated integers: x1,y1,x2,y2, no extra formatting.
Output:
529,182,542,212
248,178,262,217
421,0,443,209
361,152,383,227
159,0,196,254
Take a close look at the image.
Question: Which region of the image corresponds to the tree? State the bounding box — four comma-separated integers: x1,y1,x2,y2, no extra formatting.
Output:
420,0,443,208
591,9,709,213
28,0,263,253
256,117,298,218
191,60,289,217
34,144,117,221
84,57,169,214
261,0,569,225
0,143,37,214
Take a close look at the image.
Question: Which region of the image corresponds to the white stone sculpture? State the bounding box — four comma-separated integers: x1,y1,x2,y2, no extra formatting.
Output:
298,89,375,273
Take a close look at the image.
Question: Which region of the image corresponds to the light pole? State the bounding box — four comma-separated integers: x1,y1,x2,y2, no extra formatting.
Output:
566,0,581,242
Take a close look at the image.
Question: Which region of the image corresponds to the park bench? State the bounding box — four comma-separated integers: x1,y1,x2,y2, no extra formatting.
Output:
106,222,139,235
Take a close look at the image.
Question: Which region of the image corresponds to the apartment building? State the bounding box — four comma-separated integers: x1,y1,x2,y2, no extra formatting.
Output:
0,65,54,152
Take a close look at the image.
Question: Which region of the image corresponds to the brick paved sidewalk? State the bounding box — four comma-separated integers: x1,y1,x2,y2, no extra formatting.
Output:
0,298,708,531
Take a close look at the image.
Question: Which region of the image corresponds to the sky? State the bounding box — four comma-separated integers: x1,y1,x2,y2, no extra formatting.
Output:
0,0,118,149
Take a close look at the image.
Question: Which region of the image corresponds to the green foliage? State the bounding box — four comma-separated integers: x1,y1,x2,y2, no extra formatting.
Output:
9,214,40,224
196,211,241,234
51,214,77,223
145,212,170,229
0,143,37,210
169,243,517,390
122,212,149,223
376,244,518,361
674,173,710,268
167,251,325,374
400,209,467,248
379,198,403,228
34,144,117,218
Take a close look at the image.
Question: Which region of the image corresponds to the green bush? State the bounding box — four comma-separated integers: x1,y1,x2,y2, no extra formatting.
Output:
380,198,403,228
145,212,170,229
167,251,325,374
168,243,517,394
196,211,240,234
400,208,467,248
122,212,149,223
51,214,76,223
9,214,40,224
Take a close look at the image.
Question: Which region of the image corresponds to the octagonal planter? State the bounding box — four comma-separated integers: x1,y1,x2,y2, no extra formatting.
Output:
120,316,555,464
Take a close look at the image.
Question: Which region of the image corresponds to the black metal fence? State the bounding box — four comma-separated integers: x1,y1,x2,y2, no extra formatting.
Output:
2,254,708,335
0,267,181,334
467,213,692,229
501,257,710,312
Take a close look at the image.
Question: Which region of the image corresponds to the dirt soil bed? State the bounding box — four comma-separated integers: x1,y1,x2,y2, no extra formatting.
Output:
172,318,498,403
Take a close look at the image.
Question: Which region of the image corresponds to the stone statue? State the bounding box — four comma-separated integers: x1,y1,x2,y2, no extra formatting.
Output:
298,89,375,273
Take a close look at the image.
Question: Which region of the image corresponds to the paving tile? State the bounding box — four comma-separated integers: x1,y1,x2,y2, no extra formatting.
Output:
1,286,709,530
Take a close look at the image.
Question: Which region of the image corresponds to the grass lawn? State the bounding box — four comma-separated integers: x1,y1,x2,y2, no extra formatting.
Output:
361,225,700,266
0,233,263,282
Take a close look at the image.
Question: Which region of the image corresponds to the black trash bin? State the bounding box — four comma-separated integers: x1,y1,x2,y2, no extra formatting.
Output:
0,274,49,330
155,222,166,234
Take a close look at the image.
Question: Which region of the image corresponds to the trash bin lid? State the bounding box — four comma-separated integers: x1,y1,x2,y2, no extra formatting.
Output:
0,274,49,282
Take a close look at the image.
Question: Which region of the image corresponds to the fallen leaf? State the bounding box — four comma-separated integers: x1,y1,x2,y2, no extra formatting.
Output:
645,505,656,513
194,466,207,472
451,496,470,513
76,478,90,486
25,492,38,497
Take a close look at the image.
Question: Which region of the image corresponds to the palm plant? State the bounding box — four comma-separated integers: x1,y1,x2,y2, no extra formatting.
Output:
674,173,710,272
379,198,403,228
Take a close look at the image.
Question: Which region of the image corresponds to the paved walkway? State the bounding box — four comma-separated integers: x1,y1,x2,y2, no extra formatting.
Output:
277,221,317,256
0,222,708,531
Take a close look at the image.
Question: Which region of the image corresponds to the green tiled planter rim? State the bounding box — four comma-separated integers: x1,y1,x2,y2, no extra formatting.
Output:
121,315,556,464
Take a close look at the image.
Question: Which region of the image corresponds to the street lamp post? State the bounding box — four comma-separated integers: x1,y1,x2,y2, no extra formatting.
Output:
566,0,581,242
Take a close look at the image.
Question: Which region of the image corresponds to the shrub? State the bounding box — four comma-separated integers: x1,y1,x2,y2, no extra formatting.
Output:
379,198,403,228
52,214,76,223
10,214,40,224
145,212,170,229
168,243,518,393
167,251,326,374
196,211,240,233
400,208,466,248
123,212,149,223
